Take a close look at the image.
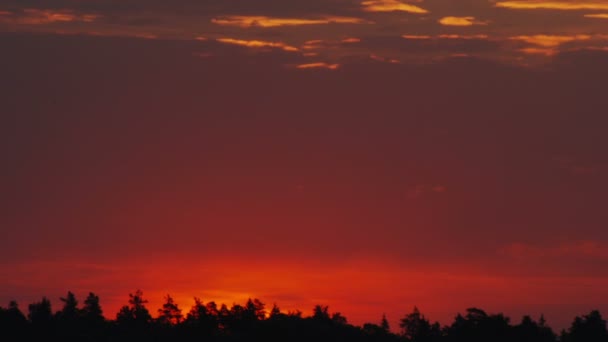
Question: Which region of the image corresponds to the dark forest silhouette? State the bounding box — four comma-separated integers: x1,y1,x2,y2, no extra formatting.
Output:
1,290,607,341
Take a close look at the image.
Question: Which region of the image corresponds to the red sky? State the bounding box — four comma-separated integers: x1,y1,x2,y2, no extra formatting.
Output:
1,0,608,332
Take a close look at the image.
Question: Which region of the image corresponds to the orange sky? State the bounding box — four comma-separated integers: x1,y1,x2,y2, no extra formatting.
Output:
1,0,608,333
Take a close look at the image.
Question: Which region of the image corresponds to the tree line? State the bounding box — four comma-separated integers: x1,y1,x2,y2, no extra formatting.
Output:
1,290,607,341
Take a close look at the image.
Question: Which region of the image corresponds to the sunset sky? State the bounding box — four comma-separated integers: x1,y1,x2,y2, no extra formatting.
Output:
1,0,608,332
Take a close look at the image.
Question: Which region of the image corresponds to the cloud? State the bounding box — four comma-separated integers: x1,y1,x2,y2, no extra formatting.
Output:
495,1,608,11
370,54,401,63
300,38,362,52
438,16,488,26
584,13,608,18
211,15,369,28
361,0,429,13
402,34,432,39
511,34,608,55
438,34,489,39
510,34,592,47
519,47,558,55
216,38,299,52
295,62,340,70
0,8,100,25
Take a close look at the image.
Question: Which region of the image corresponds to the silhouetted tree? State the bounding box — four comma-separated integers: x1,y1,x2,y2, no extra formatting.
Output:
244,298,266,321
28,297,53,326
218,303,231,331
381,313,390,332
116,289,152,328
56,291,79,321
268,303,282,319
55,291,81,340
313,305,330,320
82,292,104,323
513,315,556,342
446,308,511,342
400,306,440,342
186,298,207,322
363,322,386,335
185,297,218,337
157,294,183,325
331,312,347,325
288,309,302,318
28,297,53,338
562,310,608,342
4,289,605,342
0,301,28,337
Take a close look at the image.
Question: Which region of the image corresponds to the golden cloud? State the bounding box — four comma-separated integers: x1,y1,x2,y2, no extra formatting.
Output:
370,54,401,64
302,40,324,50
296,62,340,70
402,34,432,39
438,34,489,39
402,34,489,40
216,38,299,52
496,1,608,11
361,0,429,13
438,16,488,26
301,38,361,50
0,8,100,25
519,47,558,55
510,34,592,47
584,13,608,18
211,15,368,28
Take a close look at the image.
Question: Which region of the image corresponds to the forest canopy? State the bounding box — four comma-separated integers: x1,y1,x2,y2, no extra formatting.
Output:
1,290,607,342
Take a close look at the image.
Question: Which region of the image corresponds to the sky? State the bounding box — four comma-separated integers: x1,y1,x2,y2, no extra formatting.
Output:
1,0,608,333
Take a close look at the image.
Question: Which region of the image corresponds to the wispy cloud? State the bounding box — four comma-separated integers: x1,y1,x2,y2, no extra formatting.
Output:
216,38,299,52
211,15,368,28
510,34,592,47
296,62,340,70
511,34,594,55
438,16,488,26
402,34,432,39
584,13,608,18
496,1,608,11
361,0,429,14
438,34,489,39
370,54,401,63
0,8,100,25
